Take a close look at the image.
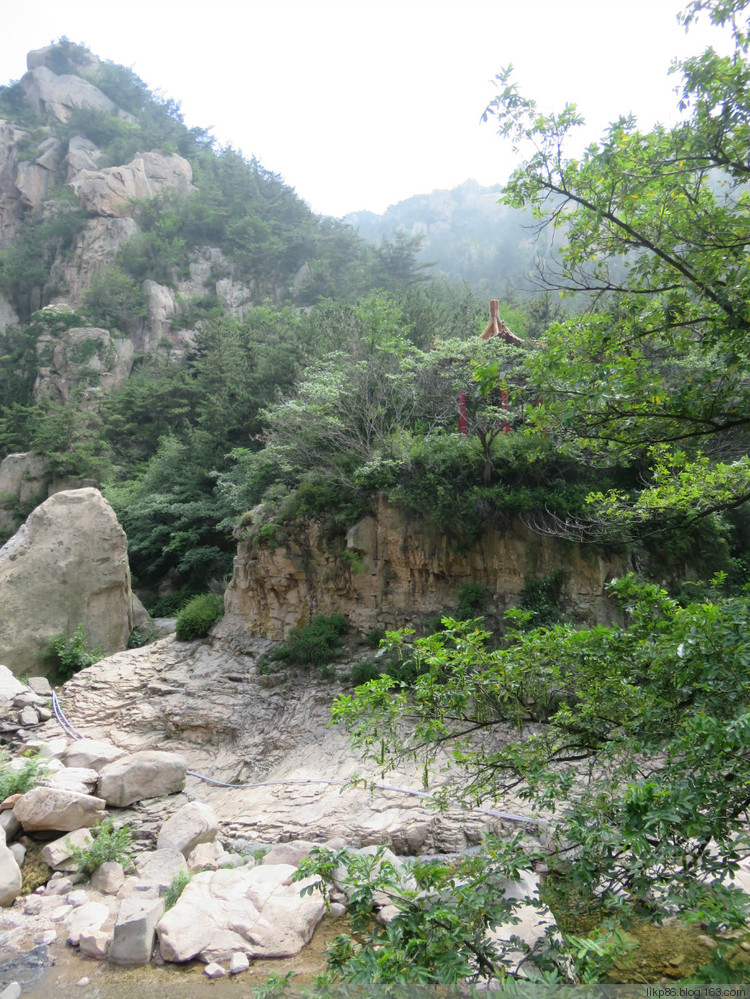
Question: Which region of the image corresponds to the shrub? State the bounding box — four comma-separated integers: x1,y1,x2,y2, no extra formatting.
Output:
67,819,134,875
364,627,386,649
164,869,191,910
47,623,103,682
351,661,381,686
456,582,488,620
175,593,225,640
0,752,49,800
519,568,566,627
265,613,350,669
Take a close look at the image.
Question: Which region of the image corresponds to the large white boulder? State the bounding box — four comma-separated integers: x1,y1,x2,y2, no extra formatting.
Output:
156,864,326,963
13,786,106,832
0,488,133,676
97,750,187,807
156,801,219,857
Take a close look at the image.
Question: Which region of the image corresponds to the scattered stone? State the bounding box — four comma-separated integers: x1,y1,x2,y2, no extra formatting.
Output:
66,900,110,945
156,800,219,857
90,860,124,894
23,895,43,915
41,828,93,870
0,665,24,699
157,864,325,963
204,963,227,979
27,676,52,696
76,977,90,987
44,876,74,896
18,706,39,727
78,929,112,959
50,904,72,922
48,766,98,795
186,841,216,872
328,902,347,918
229,951,250,975
34,738,68,758
0,984,21,999
0,831,22,907
65,888,87,907
0,811,20,841
33,930,57,945
8,843,25,868
262,839,317,868
0,488,134,676
97,750,187,808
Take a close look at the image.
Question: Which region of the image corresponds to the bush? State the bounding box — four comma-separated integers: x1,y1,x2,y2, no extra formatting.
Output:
47,623,103,682
264,613,350,669
67,819,134,875
0,752,49,800
456,582,488,620
364,627,386,649
351,661,381,686
175,593,225,640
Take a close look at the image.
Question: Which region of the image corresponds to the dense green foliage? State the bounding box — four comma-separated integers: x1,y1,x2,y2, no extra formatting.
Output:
330,578,750,983
175,593,224,640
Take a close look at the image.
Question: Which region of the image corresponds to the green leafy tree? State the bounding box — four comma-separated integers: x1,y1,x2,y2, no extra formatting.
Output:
483,0,750,530
330,580,750,981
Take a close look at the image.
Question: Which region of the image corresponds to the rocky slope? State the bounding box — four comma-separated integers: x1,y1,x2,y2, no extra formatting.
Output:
0,44,266,402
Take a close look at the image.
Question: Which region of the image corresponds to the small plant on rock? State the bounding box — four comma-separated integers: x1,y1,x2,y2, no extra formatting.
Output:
47,622,103,682
67,819,134,875
164,869,191,910
0,751,49,800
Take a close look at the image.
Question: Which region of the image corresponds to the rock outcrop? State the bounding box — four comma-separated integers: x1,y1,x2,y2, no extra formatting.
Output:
0,488,134,676
33,324,134,402
69,152,194,219
219,496,625,642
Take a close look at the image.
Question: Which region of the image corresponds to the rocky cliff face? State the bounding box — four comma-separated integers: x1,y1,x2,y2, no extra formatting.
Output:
0,45,257,398
218,496,625,642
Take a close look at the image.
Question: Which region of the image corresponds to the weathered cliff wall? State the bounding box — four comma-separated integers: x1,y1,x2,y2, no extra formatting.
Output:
218,496,626,642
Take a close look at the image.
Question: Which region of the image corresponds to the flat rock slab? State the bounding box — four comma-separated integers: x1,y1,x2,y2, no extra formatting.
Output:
97,750,187,807
156,863,326,964
12,786,106,832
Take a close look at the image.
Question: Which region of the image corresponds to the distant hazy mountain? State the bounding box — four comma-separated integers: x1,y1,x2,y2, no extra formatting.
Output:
345,179,546,293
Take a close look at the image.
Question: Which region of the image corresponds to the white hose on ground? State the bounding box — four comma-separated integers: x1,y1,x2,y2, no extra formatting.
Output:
50,693,547,829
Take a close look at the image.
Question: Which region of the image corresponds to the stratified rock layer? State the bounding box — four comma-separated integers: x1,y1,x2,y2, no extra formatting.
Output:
218,496,626,641
0,488,133,676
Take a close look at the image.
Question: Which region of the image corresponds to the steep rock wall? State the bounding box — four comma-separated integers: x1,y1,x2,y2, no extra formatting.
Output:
218,496,625,642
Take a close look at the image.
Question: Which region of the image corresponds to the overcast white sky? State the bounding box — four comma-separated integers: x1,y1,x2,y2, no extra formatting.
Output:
0,0,733,218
